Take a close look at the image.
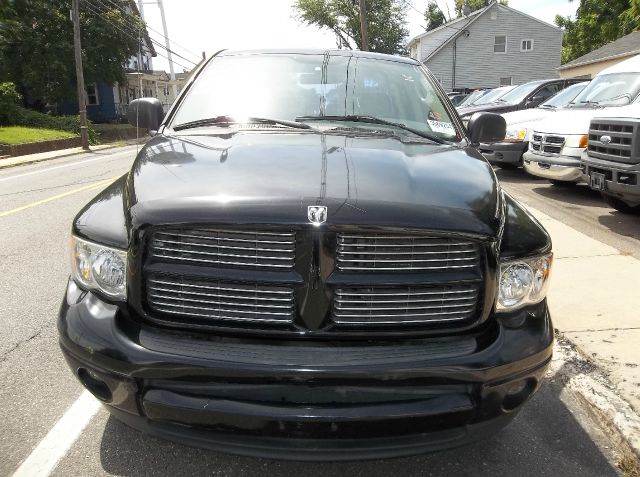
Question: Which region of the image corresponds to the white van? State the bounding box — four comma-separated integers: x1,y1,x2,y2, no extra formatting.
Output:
522,54,640,184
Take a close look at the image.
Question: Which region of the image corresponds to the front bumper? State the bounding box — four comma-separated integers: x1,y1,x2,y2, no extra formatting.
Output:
583,158,640,206
58,279,553,461
479,141,528,165
523,151,584,182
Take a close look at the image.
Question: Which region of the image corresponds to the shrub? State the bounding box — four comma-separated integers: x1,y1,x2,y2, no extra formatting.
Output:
0,82,22,125
11,106,98,144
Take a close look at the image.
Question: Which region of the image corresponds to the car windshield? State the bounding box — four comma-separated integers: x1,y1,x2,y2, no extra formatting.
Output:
472,86,515,105
497,82,544,104
458,90,488,107
569,73,640,107
540,82,588,108
171,53,460,141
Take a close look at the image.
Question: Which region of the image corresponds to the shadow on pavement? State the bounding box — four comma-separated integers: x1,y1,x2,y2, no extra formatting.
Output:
98,378,618,477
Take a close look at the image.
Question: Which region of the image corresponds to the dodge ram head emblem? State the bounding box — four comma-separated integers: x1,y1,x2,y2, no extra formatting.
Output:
307,206,327,225
600,135,612,144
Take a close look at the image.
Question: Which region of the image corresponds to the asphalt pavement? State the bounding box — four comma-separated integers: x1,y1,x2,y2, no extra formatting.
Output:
0,146,629,476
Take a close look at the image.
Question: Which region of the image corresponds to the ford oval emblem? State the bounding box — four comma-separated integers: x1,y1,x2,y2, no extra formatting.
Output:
600,135,612,144
308,206,327,225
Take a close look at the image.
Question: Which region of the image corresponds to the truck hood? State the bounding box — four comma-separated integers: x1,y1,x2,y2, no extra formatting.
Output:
457,102,519,118
501,108,556,128
126,131,500,238
532,104,640,135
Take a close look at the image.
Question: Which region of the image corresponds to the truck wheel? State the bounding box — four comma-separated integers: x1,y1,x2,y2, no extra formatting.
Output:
549,180,576,187
601,194,640,214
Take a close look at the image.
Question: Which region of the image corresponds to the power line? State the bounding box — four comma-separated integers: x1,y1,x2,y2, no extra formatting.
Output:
81,0,193,71
97,0,201,62
89,0,198,66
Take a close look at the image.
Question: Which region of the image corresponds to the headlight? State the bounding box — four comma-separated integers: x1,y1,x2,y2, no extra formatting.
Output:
70,236,127,300
504,127,528,142
564,134,588,148
497,253,552,312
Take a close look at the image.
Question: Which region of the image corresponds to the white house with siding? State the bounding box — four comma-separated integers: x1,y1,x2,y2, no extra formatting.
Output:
407,2,563,91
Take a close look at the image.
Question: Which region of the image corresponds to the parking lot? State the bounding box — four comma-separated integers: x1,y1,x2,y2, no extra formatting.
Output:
0,145,637,476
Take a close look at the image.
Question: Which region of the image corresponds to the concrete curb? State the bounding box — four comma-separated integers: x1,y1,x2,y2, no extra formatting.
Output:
551,332,640,475
0,139,144,171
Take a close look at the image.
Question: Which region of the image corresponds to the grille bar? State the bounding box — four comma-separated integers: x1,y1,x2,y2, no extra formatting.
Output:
530,132,566,156
333,284,479,326
146,275,295,325
588,119,638,164
336,233,480,272
150,229,296,271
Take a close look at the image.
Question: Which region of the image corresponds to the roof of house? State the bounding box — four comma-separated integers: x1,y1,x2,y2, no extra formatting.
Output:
558,31,640,70
127,0,157,57
407,2,561,62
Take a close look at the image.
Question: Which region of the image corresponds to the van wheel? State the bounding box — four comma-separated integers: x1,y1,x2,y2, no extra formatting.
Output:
601,194,640,214
549,180,576,187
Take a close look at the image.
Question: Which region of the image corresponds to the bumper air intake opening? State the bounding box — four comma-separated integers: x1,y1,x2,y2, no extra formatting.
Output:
502,378,536,411
77,367,113,402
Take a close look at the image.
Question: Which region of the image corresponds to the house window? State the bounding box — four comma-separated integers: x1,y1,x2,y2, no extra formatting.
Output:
86,83,99,105
500,77,512,86
494,35,506,54
521,39,534,52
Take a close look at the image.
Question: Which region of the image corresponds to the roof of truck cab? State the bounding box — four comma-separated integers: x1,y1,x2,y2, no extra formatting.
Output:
215,49,419,65
597,53,640,75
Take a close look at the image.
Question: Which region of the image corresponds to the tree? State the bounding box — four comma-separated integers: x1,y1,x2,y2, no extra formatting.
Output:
555,0,640,63
0,0,146,107
293,0,409,54
453,0,507,17
425,1,446,31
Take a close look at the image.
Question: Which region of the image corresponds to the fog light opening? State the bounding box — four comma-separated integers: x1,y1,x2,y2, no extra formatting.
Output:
502,379,535,411
77,368,112,402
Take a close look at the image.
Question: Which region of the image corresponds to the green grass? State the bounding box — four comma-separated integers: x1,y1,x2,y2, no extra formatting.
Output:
0,126,77,145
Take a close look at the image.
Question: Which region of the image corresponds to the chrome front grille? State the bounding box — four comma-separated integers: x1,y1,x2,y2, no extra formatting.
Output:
588,119,638,164
333,284,479,325
530,132,565,156
146,275,295,325
336,233,480,272
150,228,295,270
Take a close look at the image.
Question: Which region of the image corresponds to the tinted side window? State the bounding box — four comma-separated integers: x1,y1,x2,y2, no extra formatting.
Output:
534,83,562,101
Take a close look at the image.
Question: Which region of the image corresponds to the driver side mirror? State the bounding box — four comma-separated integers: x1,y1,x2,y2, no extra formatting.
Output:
127,97,164,132
467,112,506,146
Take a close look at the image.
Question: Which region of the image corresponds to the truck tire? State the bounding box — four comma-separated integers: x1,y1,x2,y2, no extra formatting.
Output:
601,194,640,214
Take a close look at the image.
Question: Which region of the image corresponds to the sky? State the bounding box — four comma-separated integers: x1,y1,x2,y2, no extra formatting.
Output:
141,0,579,74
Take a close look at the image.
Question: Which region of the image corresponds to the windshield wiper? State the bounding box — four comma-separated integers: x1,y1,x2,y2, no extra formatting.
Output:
296,115,449,144
173,115,311,131
540,104,556,109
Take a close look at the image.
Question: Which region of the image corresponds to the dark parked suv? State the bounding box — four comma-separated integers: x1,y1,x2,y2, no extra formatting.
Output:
457,78,583,120
583,116,640,213
59,49,554,460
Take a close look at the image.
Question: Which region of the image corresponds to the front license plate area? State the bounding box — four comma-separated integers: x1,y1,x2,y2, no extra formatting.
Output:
591,172,606,191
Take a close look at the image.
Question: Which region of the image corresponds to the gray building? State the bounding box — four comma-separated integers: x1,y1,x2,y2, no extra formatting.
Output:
407,2,563,91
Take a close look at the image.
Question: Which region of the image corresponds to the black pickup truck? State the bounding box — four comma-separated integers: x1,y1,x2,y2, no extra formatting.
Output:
59,49,553,460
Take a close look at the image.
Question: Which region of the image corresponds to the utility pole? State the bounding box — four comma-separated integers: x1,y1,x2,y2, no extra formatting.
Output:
359,0,369,51
71,0,90,150
157,0,178,100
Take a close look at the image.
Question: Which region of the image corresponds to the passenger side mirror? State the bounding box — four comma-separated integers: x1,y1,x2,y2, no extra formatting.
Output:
466,112,506,146
127,98,164,132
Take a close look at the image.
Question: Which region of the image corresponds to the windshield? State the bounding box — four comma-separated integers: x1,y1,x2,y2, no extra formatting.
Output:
171,53,460,141
472,86,515,105
458,89,488,107
541,82,588,108
497,82,543,104
569,73,640,107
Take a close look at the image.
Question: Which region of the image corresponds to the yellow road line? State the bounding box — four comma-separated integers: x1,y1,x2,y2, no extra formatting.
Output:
0,177,117,218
